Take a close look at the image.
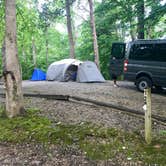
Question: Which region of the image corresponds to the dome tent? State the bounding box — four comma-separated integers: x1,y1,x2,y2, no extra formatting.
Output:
46,59,82,81
46,59,105,83
31,68,46,81
77,61,105,82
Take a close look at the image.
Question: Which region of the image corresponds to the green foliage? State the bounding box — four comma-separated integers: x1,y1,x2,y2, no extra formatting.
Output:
38,0,64,30
0,0,165,80
16,1,69,79
21,59,35,80
76,23,94,61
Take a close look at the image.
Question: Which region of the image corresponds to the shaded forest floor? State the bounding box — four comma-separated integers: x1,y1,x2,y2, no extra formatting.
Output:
0,81,165,165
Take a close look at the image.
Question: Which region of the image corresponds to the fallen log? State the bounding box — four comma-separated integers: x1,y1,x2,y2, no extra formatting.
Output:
0,93,69,100
24,93,69,100
0,93,165,124
70,96,166,124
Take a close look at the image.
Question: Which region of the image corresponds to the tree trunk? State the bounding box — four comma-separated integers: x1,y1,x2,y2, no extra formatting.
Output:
146,24,154,39
137,0,145,39
65,0,75,59
121,22,126,40
88,0,100,69
129,21,136,41
32,36,37,68
22,45,26,62
45,28,49,69
3,0,24,118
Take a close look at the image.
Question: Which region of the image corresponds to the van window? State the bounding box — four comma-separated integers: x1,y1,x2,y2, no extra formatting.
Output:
129,44,153,61
129,43,166,62
154,44,166,62
111,43,125,59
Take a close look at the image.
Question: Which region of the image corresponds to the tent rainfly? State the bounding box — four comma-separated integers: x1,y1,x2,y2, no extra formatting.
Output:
46,59,82,82
46,59,105,83
77,61,105,82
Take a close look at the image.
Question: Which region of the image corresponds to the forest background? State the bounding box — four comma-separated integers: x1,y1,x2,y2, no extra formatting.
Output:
0,0,166,80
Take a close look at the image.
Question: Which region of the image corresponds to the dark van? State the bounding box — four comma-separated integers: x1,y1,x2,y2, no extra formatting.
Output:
110,39,166,91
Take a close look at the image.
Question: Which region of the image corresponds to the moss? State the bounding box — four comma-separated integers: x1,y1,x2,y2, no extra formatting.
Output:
160,130,166,136
0,107,165,165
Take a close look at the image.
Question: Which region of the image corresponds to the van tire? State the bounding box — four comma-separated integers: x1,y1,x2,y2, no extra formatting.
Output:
136,76,152,92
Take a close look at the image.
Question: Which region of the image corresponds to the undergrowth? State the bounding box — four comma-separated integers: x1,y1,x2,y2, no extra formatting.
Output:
0,107,165,165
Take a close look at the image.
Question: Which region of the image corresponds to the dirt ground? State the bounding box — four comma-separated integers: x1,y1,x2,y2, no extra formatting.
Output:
0,80,165,166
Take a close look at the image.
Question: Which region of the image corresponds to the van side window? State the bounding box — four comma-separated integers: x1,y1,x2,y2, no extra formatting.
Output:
130,44,153,61
154,44,166,62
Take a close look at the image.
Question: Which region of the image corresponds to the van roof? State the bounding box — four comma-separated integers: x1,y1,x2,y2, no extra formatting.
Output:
131,39,166,44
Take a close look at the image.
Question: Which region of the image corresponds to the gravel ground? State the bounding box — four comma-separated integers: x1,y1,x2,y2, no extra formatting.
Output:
0,80,165,166
21,80,166,117
0,143,139,166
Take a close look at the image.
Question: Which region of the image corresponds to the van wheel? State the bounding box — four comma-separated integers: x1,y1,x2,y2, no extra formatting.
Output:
136,77,152,92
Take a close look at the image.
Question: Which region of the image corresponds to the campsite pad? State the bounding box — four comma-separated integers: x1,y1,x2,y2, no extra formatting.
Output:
21,80,166,118
0,80,165,119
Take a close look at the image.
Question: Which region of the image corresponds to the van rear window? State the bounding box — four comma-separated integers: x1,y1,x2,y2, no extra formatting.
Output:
111,44,125,59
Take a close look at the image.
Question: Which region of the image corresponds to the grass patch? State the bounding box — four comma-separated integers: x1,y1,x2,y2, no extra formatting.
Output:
0,107,165,165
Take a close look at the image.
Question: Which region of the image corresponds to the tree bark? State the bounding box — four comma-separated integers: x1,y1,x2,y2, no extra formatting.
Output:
65,0,75,59
137,0,145,39
32,36,37,68
45,27,49,69
129,21,136,41
88,0,100,69
3,0,24,118
22,45,26,62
